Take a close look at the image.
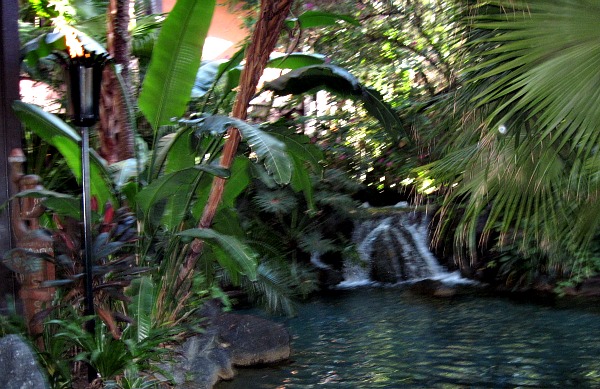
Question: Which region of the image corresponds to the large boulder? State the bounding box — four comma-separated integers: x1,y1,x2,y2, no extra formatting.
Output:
370,243,402,283
0,334,49,389
213,312,291,366
163,304,291,388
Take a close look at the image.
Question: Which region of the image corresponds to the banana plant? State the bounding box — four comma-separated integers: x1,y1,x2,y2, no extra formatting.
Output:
14,0,303,321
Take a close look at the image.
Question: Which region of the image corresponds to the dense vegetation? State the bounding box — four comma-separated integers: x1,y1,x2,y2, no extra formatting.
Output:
3,0,600,387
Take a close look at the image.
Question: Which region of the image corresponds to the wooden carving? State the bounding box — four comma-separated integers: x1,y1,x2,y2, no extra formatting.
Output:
8,148,55,338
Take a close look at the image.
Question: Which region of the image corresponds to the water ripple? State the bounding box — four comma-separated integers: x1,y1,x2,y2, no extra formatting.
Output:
217,289,600,388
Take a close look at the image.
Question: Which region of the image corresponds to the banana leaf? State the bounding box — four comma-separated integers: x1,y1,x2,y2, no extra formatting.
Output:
178,228,258,282
12,101,115,207
12,188,81,219
263,65,406,140
127,276,155,342
138,0,216,130
285,11,359,29
269,128,323,212
136,165,229,230
180,115,293,185
266,53,326,70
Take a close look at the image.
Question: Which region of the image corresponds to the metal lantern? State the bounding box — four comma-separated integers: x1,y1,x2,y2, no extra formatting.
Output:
65,53,108,127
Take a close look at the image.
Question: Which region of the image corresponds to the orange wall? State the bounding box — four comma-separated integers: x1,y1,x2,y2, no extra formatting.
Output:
161,0,248,60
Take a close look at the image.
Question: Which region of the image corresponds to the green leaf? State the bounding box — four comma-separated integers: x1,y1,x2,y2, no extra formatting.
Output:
107,158,139,190
269,128,323,212
182,115,293,184
193,61,223,98
128,276,155,342
263,65,405,140
178,228,258,281
21,33,66,74
290,155,315,211
216,46,246,93
220,156,251,209
138,0,216,130
191,156,251,219
212,207,245,238
12,101,115,207
217,47,246,79
136,165,229,229
155,128,195,175
286,11,359,29
13,189,80,219
44,196,81,219
237,128,292,186
441,0,600,262
264,64,360,95
193,47,246,96
224,67,242,94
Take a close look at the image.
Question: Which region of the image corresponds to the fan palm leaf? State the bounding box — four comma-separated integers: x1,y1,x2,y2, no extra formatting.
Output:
470,0,600,157
428,0,600,275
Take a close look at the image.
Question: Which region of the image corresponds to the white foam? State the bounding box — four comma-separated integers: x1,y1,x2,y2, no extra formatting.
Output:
339,211,475,287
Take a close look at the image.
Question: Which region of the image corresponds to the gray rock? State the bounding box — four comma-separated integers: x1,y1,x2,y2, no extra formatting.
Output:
162,309,291,388
214,312,291,366
408,279,456,297
161,328,234,389
0,334,49,389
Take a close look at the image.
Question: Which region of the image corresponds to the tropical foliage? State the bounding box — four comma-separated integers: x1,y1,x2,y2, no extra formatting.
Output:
6,0,600,385
9,0,294,385
422,0,600,286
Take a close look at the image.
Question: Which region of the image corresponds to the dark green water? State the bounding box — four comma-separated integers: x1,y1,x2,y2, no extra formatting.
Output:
217,287,600,388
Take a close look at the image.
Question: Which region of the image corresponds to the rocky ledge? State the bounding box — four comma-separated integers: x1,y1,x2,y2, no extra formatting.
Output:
164,303,291,388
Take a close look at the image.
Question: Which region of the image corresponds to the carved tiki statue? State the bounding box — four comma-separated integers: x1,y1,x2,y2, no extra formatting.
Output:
8,148,55,337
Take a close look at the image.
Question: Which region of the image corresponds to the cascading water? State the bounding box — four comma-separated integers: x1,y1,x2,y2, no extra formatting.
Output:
340,207,468,287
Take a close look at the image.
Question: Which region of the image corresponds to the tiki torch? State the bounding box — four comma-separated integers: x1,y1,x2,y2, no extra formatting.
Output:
61,28,109,383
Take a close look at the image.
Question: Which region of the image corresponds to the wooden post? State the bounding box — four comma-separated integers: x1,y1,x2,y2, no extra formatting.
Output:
0,0,24,312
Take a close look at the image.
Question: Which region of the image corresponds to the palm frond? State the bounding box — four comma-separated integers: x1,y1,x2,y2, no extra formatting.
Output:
428,0,600,272
469,0,600,158
236,261,318,316
252,188,298,214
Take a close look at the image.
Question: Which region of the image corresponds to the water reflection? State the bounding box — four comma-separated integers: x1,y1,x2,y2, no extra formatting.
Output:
216,288,600,388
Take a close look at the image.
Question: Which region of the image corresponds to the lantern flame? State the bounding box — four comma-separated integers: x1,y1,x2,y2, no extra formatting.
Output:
64,27,84,58
55,21,84,58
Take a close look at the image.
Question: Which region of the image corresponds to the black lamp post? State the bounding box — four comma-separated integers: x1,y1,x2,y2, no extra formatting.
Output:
62,37,109,383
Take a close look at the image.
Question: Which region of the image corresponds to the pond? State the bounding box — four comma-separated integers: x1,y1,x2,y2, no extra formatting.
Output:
216,287,600,388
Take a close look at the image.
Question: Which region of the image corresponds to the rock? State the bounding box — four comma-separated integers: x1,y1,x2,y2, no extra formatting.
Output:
565,276,600,297
161,307,291,388
370,244,401,283
408,279,456,298
433,284,457,298
408,279,441,294
0,334,49,389
160,328,234,389
317,267,344,289
213,312,291,366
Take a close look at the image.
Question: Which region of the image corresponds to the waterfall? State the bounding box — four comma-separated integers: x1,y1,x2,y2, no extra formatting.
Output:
339,208,470,287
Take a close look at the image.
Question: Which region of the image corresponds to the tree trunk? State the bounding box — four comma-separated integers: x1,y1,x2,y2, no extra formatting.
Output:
99,0,134,164
181,0,294,280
